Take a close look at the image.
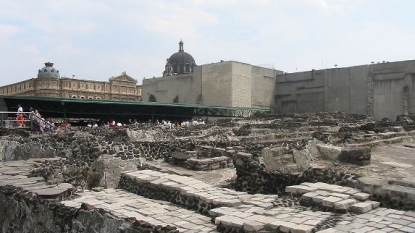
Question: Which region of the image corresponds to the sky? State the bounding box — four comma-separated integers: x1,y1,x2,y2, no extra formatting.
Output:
1,0,414,86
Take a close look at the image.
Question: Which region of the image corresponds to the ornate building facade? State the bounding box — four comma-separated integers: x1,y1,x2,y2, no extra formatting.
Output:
0,62,142,101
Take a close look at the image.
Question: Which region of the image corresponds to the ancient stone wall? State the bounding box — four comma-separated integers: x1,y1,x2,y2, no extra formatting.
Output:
0,185,178,233
232,151,360,194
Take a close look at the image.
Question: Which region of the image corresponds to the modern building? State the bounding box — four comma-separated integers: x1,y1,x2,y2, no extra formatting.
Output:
0,62,142,101
143,41,415,121
143,41,283,108
273,60,415,121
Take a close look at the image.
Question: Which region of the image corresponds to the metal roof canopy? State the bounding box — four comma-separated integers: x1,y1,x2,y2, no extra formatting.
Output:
0,95,269,121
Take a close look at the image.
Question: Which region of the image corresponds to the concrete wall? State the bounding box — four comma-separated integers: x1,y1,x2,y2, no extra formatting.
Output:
201,62,233,106
325,65,368,114
251,65,282,108
231,62,252,107
142,67,202,104
274,71,326,114
142,61,283,109
274,60,415,120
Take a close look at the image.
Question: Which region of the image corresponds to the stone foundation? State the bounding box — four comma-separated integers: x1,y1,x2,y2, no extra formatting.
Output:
0,186,178,233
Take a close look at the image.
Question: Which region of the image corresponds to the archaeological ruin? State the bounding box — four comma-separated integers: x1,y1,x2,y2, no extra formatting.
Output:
1,112,415,232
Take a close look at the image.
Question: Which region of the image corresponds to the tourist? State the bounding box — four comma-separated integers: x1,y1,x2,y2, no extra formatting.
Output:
110,119,116,127
39,118,45,132
34,109,41,122
16,104,24,127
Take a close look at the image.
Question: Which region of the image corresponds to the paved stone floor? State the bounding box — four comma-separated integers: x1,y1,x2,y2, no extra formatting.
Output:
62,189,218,233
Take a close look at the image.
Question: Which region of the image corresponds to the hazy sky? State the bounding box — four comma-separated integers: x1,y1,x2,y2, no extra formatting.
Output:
1,0,414,86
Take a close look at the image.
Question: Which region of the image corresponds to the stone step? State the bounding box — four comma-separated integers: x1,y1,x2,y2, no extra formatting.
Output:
116,170,337,233
285,182,379,214
210,205,331,233
118,169,278,215
62,189,218,232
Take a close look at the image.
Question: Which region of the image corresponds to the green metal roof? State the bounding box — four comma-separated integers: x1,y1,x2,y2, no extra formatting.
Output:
0,95,269,121
1,95,270,111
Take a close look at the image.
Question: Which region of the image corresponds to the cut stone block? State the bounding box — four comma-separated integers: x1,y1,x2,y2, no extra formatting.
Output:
322,196,343,208
290,224,315,233
279,222,297,233
334,199,357,210
353,192,370,201
351,202,373,214
243,221,264,232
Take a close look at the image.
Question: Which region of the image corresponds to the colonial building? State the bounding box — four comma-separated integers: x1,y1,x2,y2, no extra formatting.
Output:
0,62,142,101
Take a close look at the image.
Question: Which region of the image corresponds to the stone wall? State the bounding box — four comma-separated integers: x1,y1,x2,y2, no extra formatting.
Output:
232,151,360,194
0,185,178,233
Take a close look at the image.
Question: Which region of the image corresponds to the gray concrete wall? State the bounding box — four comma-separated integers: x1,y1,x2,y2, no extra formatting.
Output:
273,60,415,120
251,65,282,108
274,71,326,114
325,65,368,114
201,62,233,106
372,77,405,120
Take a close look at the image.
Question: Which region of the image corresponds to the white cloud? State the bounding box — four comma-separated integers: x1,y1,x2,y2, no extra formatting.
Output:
0,24,20,42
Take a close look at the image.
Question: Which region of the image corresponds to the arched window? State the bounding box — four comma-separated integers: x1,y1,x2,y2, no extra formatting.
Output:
149,94,156,102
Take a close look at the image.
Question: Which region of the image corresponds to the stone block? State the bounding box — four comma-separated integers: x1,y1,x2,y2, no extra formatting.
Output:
243,221,264,232
268,220,285,230
290,224,315,233
338,146,371,165
353,192,370,201
316,144,341,161
279,222,297,233
366,200,380,209
322,196,343,208
208,207,232,217
330,192,350,200
351,202,373,213
334,199,357,210
312,195,324,204
215,216,244,228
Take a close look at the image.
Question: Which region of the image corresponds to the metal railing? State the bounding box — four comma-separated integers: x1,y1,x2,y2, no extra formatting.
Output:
0,111,55,131
0,111,32,129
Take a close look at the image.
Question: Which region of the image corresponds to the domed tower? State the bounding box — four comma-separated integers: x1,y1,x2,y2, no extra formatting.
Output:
37,62,60,78
168,40,196,75
163,58,173,77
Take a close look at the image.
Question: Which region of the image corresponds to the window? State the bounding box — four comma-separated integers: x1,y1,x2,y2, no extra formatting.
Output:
72,95,77,98
88,96,93,99
80,96,85,99
96,97,101,100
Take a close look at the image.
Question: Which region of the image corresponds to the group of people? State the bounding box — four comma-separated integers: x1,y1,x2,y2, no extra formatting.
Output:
15,104,55,132
14,104,206,132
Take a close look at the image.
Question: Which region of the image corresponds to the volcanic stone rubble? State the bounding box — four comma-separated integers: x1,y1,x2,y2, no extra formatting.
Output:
1,112,415,232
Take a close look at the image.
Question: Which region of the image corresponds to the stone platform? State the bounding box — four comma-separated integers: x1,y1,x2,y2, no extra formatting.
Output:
62,189,217,232
2,161,415,233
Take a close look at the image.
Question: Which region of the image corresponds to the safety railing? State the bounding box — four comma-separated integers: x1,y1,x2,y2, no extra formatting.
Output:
0,111,55,132
0,111,32,130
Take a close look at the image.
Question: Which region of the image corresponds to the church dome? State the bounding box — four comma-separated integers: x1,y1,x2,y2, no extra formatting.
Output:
37,62,60,78
168,40,196,74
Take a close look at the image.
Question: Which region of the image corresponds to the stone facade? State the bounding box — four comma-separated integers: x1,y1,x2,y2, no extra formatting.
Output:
0,63,142,101
274,60,415,121
143,61,283,107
